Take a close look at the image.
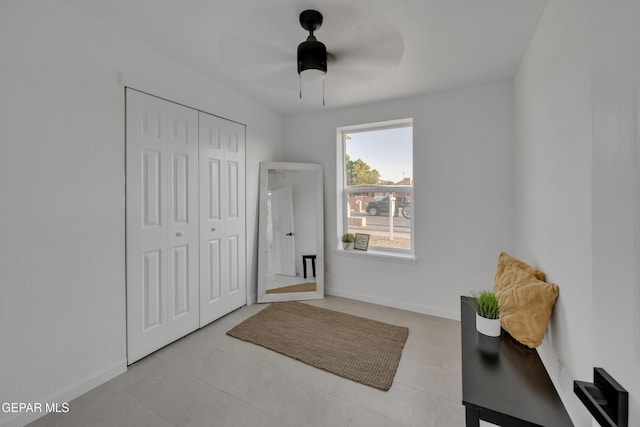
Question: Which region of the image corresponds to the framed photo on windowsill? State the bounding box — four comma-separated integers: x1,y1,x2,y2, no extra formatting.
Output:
354,233,370,251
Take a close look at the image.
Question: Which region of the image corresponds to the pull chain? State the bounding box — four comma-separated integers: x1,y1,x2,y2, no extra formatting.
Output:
322,79,325,106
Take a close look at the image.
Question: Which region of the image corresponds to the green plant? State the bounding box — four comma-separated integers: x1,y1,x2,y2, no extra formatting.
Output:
341,233,355,243
471,290,500,319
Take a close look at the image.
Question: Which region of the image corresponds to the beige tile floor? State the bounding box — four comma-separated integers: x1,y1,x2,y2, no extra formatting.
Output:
27,296,464,427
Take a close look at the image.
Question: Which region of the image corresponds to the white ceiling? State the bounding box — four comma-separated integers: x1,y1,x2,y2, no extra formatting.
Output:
59,0,548,116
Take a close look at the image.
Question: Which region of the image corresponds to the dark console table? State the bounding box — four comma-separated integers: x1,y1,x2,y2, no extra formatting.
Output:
461,296,573,426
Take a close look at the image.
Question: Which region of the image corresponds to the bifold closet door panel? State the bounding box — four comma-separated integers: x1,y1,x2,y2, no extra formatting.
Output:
126,89,200,363
198,112,246,327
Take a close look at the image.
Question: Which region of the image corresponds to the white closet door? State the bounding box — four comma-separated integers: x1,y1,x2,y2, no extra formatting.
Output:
126,89,199,363
199,112,246,326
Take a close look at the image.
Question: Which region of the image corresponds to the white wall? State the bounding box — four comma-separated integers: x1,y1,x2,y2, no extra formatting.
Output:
284,82,516,319
0,1,283,426
590,0,640,424
514,0,639,424
513,0,592,423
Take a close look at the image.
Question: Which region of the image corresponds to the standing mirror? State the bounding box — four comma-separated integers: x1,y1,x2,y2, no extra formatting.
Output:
257,161,324,302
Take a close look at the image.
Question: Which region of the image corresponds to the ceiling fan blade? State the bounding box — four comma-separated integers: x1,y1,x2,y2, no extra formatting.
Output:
217,4,303,70
330,26,404,68
306,3,405,81
256,63,298,87
219,31,293,69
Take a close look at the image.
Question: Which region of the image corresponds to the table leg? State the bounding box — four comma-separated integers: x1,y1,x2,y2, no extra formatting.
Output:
465,406,480,427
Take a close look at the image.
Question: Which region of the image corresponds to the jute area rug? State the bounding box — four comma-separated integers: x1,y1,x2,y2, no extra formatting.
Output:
226,301,409,391
265,282,317,294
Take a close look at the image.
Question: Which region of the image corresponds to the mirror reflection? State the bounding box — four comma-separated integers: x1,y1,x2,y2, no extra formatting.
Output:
257,162,323,302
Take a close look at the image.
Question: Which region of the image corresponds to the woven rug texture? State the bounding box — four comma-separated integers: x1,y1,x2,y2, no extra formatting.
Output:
226,301,409,391
265,282,317,294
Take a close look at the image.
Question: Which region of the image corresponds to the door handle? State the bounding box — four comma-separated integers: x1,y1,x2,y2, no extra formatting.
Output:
286,232,295,236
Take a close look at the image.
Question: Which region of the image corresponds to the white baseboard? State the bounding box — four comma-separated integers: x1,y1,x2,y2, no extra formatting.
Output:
1,359,127,427
325,287,460,321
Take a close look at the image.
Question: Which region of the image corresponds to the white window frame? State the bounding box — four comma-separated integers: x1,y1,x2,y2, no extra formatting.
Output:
336,118,415,260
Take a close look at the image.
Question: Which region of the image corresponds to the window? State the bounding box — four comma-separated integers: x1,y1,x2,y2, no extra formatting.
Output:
337,119,414,258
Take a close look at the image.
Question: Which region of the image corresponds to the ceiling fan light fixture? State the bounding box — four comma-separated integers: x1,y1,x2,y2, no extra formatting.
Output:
300,68,326,82
297,10,327,104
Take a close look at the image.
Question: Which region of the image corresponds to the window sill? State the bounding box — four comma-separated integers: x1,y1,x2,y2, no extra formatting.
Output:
334,248,416,263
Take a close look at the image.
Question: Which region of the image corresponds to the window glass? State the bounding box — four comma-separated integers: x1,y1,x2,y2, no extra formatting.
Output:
339,121,413,255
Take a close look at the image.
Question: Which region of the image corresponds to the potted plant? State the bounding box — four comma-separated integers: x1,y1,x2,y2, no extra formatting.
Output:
341,233,355,250
471,290,501,337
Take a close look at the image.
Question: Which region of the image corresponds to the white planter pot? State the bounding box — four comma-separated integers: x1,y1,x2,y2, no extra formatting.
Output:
476,314,501,337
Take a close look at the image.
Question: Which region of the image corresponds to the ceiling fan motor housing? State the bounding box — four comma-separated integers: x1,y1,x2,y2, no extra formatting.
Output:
297,36,327,75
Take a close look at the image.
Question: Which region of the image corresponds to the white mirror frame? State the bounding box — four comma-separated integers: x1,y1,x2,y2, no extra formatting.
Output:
257,161,324,303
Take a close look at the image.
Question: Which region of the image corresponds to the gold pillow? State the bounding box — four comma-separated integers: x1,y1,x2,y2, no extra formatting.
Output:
494,252,546,294
497,269,559,348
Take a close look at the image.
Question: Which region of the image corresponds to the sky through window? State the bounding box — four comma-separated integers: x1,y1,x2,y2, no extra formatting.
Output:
345,127,413,184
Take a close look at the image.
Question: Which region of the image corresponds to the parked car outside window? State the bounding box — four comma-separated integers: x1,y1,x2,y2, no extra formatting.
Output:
365,196,410,218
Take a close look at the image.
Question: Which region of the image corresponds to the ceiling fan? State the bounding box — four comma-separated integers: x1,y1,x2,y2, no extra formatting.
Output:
297,10,328,104
297,10,327,81
217,5,404,104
